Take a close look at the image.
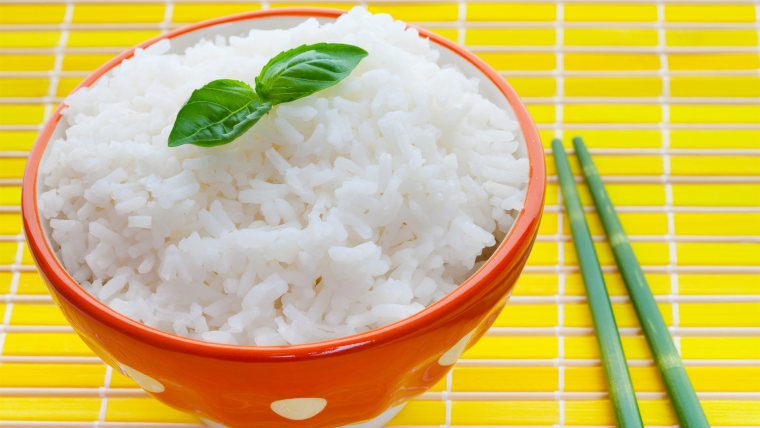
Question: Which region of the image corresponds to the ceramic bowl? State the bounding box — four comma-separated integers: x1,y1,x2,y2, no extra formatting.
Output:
22,8,545,428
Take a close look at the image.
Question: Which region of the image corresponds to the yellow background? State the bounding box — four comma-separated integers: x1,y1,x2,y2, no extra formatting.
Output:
1,0,759,425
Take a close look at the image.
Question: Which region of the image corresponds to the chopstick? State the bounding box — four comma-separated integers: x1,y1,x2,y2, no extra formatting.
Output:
572,136,710,427
552,138,644,427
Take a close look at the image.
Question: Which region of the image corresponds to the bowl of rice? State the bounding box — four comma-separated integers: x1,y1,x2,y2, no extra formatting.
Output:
22,7,545,428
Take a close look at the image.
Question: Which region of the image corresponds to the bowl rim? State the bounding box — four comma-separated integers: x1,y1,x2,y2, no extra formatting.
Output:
22,7,546,361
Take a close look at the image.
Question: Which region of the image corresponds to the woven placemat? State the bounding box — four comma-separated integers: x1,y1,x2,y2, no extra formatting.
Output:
1,0,759,425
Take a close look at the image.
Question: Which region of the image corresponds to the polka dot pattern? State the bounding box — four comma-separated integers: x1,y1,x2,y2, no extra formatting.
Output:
201,418,228,428
339,403,407,428
437,329,476,366
270,397,327,420
119,363,165,393
201,418,227,428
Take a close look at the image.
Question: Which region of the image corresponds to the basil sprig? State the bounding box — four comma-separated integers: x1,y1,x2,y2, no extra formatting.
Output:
169,43,368,148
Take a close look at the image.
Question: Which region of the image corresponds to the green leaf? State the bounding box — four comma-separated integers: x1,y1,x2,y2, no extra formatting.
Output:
168,43,366,149
168,79,272,147
255,43,368,105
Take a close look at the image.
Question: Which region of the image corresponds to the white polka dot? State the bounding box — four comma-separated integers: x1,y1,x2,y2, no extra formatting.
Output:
270,397,327,420
338,403,407,428
119,364,165,393
438,329,476,366
200,418,228,428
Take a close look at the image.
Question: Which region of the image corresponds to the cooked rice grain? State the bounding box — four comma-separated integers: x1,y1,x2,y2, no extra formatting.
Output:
38,8,529,346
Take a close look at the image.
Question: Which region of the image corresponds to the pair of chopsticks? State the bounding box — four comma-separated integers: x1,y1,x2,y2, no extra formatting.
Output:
552,137,710,427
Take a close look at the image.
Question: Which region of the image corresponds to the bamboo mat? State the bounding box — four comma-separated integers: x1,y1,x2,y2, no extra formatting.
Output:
1,0,760,426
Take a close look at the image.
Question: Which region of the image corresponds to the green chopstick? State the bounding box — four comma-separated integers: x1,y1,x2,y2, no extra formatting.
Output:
552,138,644,427
572,136,710,427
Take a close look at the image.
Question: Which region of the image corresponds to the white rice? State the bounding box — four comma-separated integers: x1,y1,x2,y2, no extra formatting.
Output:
38,8,529,346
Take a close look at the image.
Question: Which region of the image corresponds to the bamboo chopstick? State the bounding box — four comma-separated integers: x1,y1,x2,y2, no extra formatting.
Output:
551,138,644,428
572,136,710,427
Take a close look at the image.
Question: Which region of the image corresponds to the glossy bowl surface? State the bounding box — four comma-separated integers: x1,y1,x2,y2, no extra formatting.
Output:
22,8,545,428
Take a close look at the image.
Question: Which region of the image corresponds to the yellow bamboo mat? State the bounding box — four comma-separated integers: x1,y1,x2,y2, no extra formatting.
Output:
1,0,760,426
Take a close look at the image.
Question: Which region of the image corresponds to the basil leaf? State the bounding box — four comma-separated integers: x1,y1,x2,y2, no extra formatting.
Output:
168,79,272,147
255,43,368,105
168,43,366,149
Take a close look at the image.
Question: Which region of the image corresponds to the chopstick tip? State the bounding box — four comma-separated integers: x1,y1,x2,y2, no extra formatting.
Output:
572,136,586,151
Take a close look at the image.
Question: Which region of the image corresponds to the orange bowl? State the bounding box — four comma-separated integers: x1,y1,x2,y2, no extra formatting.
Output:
22,8,545,428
